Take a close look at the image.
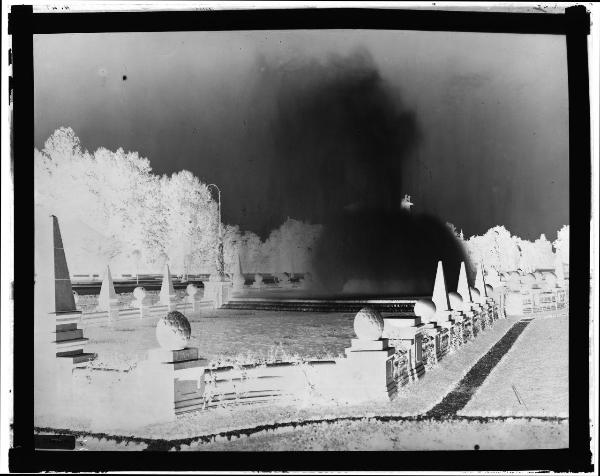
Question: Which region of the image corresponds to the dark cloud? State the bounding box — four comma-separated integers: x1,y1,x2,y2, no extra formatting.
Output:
310,209,470,297
34,31,569,243
243,49,420,235
247,49,470,295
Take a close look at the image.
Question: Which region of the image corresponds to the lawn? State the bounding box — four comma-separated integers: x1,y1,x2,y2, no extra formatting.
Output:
83,309,357,369
186,417,568,451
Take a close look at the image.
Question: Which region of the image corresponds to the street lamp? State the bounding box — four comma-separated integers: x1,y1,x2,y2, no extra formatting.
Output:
207,183,225,280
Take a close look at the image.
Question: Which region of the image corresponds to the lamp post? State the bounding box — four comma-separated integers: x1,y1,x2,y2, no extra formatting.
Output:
207,183,225,280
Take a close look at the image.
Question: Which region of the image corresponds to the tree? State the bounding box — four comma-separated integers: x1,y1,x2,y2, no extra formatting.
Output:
222,224,244,276
553,225,569,265
259,218,322,275
161,171,217,275
465,226,524,274
34,128,219,275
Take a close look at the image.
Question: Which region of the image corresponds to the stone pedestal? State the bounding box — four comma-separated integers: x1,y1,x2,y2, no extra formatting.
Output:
184,285,203,313
448,309,467,348
233,276,245,292
490,286,507,318
132,287,153,318
421,323,443,362
203,280,232,309
459,308,475,339
189,299,205,312
134,296,153,318
450,309,467,324
34,212,97,424
471,305,486,334
382,315,425,379
134,347,208,423
159,265,179,310
160,297,179,312
341,339,398,402
434,310,454,329
104,299,119,321
51,311,96,363
485,297,497,320
35,311,96,421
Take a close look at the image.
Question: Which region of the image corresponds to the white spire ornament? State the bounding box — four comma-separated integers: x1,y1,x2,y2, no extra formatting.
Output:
457,262,473,303
160,264,178,308
98,264,118,311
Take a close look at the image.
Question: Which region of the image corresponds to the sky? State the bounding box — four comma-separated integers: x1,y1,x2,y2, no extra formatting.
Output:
34,30,569,241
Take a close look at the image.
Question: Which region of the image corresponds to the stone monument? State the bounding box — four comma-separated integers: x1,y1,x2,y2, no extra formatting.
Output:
133,286,153,318
252,273,264,289
457,261,478,335
98,264,119,320
203,275,233,309
478,264,498,320
412,298,444,364
134,311,208,423
431,261,454,328
184,283,200,312
34,209,96,419
382,304,425,380
159,264,178,310
341,307,398,401
232,253,246,291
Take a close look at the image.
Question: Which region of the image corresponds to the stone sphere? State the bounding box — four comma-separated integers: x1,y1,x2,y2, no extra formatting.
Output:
133,286,146,300
186,284,198,297
470,287,481,299
156,311,192,350
448,292,463,311
414,299,436,322
485,284,494,295
353,307,384,341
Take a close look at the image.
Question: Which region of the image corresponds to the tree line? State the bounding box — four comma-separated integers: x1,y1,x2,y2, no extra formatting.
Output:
35,128,568,278
34,128,321,277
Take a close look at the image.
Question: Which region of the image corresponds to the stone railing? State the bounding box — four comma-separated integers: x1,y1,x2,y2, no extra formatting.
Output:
34,214,519,431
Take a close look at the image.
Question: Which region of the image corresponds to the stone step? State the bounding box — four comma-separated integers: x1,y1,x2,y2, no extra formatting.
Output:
221,299,416,313
60,352,96,364
56,323,78,332
53,329,84,342
55,337,89,354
